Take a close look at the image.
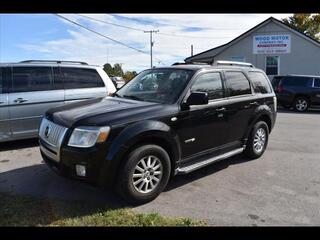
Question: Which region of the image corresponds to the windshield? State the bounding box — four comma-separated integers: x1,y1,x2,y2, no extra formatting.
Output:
116,68,195,104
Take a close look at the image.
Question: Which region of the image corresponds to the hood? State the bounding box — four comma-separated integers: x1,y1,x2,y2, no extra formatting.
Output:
46,97,176,128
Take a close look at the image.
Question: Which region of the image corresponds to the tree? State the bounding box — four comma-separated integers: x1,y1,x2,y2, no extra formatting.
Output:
123,71,138,82
113,63,124,77
103,63,115,77
282,14,320,40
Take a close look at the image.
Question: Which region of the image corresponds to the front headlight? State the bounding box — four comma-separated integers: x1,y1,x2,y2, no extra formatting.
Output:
68,126,110,148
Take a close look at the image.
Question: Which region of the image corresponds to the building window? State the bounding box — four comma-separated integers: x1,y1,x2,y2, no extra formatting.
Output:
266,56,279,75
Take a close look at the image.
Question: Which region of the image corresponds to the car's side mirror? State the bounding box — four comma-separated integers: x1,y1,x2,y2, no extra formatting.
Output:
186,92,209,106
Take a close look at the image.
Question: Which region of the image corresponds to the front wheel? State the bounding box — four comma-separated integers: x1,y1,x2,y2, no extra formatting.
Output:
116,144,171,205
244,121,269,159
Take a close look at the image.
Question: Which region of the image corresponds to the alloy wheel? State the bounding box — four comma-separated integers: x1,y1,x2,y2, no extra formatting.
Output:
132,155,163,194
253,128,266,153
295,99,308,111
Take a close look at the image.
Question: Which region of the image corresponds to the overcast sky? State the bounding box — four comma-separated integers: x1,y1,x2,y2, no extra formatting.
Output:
0,14,292,72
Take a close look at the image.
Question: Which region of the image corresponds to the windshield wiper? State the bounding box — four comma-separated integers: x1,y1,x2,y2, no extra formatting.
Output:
123,95,143,101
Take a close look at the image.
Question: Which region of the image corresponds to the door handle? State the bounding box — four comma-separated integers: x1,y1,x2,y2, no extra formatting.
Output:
14,98,28,103
249,101,259,106
216,107,226,112
0,101,4,104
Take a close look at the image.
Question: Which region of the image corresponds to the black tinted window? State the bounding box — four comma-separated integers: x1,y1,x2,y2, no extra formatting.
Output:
191,72,224,100
225,71,251,97
314,78,320,88
53,67,64,90
248,71,272,94
283,77,310,87
62,67,105,89
12,67,53,92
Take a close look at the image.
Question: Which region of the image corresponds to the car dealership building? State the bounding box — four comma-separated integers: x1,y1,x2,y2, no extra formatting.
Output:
185,17,320,79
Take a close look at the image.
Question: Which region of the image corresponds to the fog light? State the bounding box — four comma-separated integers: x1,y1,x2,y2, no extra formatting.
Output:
75,164,86,177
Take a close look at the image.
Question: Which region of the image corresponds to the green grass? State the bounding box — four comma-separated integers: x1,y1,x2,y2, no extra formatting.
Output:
0,192,205,226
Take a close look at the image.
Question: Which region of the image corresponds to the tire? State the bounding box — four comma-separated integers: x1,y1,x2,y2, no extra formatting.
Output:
293,97,309,112
116,144,171,205
244,121,269,159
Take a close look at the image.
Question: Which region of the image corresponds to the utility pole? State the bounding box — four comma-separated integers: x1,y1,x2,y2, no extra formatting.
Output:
191,44,194,56
144,30,159,68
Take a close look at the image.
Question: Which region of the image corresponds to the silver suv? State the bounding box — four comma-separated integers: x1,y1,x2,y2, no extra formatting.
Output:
0,60,116,142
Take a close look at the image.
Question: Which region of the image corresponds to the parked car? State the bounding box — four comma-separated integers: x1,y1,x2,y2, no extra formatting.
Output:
110,76,126,89
0,60,116,142
39,61,277,204
271,74,320,112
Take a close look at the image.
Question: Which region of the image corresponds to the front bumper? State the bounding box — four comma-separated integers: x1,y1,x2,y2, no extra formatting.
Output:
40,138,115,187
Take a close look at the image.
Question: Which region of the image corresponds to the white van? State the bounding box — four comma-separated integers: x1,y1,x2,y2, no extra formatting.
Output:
0,60,116,142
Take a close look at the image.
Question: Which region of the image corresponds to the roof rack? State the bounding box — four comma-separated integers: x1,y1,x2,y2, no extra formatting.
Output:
172,61,208,66
213,60,254,68
19,60,89,65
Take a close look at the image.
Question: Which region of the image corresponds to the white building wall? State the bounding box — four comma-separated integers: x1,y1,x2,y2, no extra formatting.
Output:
214,22,320,78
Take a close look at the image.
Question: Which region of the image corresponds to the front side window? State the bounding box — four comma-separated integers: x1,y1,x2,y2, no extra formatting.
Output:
62,67,105,89
12,67,53,93
266,56,279,75
313,78,320,88
248,71,272,94
116,68,194,104
225,71,251,97
191,72,224,100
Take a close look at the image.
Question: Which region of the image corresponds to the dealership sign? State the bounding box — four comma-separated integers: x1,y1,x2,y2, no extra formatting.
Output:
253,35,291,54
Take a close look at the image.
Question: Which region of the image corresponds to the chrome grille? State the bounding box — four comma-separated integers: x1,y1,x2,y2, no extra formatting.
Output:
39,117,68,162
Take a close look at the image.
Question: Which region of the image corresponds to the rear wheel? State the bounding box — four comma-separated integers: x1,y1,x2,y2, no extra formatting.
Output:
294,97,309,112
116,144,171,205
244,121,269,159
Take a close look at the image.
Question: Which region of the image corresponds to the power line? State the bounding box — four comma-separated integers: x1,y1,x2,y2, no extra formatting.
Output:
55,14,147,54
156,32,236,39
107,14,247,31
77,14,243,40
77,14,145,32
56,14,172,67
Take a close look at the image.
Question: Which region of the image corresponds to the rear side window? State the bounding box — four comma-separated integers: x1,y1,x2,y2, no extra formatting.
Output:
225,71,251,97
313,78,320,88
12,67,53,93
282,77,310,87
61,67,105,89
248,71,272,94
191,72,224,100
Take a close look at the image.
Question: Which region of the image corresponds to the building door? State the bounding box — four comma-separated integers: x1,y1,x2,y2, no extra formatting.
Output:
265,56,279,78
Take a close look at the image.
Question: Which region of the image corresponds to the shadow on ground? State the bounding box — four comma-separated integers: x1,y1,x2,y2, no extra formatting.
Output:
0,138,39,151
164,154,252,192
277,106,320,115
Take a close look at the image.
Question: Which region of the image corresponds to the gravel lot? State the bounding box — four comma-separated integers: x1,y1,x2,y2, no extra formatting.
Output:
1,108,320,226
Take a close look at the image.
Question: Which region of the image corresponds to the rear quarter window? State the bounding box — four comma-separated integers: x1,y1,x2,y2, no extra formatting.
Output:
61,67,105,89
248,71,272,94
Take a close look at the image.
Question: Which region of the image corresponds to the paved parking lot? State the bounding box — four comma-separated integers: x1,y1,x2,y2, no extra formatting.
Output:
1,108,320,226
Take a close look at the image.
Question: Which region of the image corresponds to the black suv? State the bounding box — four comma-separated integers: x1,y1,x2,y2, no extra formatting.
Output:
39,61,277,204
272,75,320,112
